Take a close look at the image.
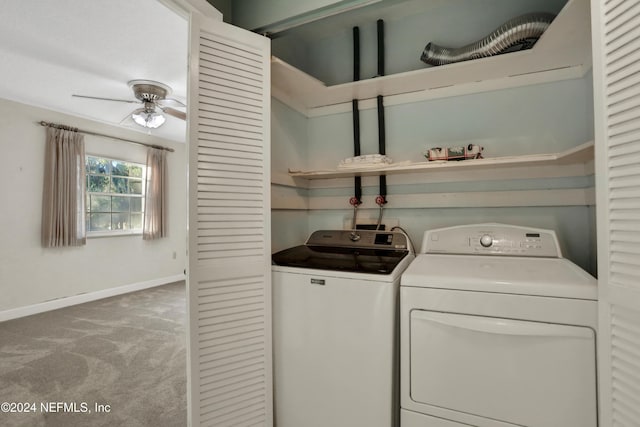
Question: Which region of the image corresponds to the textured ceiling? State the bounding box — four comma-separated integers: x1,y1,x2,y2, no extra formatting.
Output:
0,0,188,142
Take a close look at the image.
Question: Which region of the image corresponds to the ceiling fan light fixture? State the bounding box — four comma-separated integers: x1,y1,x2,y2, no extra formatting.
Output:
73,80,184,129
131,108,166,129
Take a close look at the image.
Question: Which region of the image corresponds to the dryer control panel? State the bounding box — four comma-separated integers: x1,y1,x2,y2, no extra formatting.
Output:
421,223,561,257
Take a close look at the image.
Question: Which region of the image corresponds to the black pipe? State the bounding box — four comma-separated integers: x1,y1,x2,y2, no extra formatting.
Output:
377,97,387,199
353,27,362,205
353,100,362,202
377,21,387,201
355,177,362,202
353,26,360,82
353,100,361,156
377,96,385,155
377,19,385,77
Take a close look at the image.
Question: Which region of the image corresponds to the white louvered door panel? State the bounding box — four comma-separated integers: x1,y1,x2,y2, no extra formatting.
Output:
592,1,640,425
187,13,271,427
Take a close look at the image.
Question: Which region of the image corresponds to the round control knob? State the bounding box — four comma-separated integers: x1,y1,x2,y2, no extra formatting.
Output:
480,234,493,248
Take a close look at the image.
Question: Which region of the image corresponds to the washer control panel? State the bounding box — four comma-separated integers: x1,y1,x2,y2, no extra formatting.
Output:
421,223,561,257
307,230,410,251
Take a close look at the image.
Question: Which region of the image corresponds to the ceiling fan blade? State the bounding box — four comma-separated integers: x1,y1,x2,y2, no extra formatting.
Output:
72,94,140,104
160,106,187,121
119,111,135,125
158,97,186,107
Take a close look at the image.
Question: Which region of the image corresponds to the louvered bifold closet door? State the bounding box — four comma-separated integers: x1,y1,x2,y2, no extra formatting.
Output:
187,14,272,427
592,0,640,425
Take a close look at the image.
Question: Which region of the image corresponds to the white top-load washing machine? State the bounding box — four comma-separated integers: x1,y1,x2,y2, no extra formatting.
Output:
272,229,414,427
400,224,597,427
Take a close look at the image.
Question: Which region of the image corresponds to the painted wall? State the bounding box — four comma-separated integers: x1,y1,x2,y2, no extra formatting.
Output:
0,99,187,312
304,76,595,273
307,77,593,167
307,206,593,268
269,73,596,273
272,0,567,85
271,99,310,253
233,0,379,31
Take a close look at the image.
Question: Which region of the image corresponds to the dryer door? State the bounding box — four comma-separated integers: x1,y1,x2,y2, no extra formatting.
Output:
409,310,597,427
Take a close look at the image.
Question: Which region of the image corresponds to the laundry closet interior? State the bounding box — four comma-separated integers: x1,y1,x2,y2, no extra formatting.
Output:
264,0,595,273
234,0,606,426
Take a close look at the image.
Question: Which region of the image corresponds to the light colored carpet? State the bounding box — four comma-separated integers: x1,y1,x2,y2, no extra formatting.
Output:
0,282,187,427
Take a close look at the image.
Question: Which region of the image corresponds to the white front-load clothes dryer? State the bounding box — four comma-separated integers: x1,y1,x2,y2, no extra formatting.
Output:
400,224,597,427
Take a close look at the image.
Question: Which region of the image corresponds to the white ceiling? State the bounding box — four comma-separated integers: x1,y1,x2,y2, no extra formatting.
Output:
0,0,189,142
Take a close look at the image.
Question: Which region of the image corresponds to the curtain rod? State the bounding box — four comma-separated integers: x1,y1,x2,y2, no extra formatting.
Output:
38,121,175,153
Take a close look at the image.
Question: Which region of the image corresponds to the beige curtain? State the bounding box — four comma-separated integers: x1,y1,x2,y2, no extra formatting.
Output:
41,126,86,247
143,148,167,240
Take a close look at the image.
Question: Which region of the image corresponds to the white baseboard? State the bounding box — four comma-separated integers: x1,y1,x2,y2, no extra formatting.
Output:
0,274,186,322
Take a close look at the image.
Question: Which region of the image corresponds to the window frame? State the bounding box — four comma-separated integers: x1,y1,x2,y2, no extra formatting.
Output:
85,154,146,238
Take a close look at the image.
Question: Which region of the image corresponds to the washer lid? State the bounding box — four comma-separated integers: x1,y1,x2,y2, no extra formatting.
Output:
401,254,596,300
272,245,409,275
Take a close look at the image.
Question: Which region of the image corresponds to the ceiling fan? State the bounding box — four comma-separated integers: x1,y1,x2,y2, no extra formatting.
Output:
73,80,187,129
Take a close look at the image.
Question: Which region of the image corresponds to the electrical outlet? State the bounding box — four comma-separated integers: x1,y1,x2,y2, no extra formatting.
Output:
172,251,177,259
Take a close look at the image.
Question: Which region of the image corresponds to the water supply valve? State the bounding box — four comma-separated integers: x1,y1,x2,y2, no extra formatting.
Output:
375,195,387,206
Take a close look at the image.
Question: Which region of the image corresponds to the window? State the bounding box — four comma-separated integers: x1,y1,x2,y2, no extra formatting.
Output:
86,156,145,235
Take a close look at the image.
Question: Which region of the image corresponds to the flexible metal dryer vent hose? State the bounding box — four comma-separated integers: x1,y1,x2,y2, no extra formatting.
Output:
420,13,556,66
